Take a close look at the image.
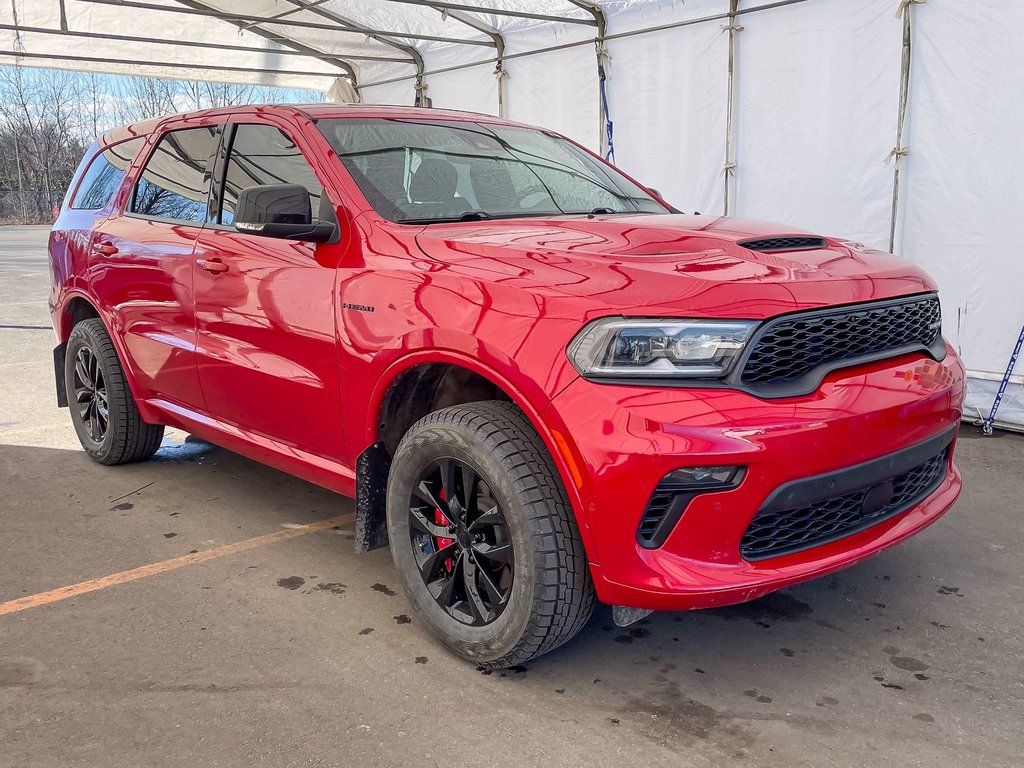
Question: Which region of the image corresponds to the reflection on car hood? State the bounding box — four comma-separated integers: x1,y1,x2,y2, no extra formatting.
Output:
413,213,937,319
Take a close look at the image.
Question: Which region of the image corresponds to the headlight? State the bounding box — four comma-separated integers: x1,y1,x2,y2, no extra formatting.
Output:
567,318,756,378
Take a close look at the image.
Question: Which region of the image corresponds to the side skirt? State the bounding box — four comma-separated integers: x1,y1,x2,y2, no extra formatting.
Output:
144,397,357,499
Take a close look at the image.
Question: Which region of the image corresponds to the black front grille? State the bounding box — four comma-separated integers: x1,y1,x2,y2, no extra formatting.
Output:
739,236,827,252
739,295,943,392
740,447,949,561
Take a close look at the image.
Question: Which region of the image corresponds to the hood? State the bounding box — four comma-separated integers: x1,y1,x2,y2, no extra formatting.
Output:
413,213,936,320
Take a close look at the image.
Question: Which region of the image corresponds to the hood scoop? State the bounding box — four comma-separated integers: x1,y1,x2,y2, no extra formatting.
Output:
739,236,827,252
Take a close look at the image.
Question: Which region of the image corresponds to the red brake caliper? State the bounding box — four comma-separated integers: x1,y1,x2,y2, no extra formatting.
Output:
434,488,454,573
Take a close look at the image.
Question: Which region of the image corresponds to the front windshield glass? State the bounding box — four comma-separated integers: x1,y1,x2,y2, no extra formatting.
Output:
316,117,668,224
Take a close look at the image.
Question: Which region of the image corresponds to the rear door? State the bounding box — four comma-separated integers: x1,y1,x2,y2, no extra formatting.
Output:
89,122,220,411
52,137,146,321
192,116,345,461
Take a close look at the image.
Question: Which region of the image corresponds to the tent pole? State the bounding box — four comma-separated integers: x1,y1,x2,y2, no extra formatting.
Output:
888,0,918,254
568,1,609,158
723,0,742,216
415,6,507,116
277,0,429,106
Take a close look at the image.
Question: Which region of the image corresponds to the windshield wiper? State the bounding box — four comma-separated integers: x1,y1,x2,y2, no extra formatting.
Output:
395,211,559,225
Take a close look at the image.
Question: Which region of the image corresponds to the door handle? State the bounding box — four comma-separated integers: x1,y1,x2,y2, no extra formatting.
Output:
92,241,118,256
197,258,229,274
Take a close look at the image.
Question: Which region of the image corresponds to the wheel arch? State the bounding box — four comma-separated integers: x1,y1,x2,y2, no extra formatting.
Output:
355,351,594,560
58,293,102,342
55,291,160,424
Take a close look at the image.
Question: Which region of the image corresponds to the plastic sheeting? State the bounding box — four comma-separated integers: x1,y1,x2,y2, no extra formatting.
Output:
2,0,1021,428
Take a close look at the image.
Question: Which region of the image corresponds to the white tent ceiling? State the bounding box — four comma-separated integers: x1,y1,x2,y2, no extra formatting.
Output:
1,0,1022,430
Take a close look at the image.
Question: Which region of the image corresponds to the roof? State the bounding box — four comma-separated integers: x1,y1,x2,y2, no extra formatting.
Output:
97,102,529,147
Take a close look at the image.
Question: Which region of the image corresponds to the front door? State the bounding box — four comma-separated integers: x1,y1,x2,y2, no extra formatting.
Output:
192,119,345,461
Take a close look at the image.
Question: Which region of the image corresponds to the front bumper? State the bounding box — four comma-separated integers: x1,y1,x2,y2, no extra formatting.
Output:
542,348,965,611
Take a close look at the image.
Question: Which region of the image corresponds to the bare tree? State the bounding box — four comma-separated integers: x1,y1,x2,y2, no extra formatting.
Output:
115,76,182,122
0,66,85,220
0,64,327,223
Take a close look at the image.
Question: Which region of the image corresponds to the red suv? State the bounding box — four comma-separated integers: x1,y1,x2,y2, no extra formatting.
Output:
49,105,964,667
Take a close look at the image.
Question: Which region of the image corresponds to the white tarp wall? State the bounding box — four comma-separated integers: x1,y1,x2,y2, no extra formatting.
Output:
2,0,1020,428
360,0,1023,430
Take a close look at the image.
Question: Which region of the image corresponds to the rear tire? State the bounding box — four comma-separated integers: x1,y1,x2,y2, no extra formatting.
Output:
387,400,595,668
65,318,164,465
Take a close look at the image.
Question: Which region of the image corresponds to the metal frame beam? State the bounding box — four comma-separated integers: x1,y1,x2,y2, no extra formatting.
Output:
280,0,429,106
0,23,414,63
0,49,338,79
238,0,332,31
382,0,595,26
172,0,357,81
404,2,508,115
77,0,494,46
355,0,812,90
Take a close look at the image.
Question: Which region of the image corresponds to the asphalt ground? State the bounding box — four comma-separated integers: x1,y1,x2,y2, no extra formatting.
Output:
1,225,1021,767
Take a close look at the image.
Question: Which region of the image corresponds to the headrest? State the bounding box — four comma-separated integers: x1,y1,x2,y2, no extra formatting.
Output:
409,157,458,203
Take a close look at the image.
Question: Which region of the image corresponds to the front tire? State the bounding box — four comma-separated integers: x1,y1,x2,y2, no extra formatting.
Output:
387,401,595,668
65,318,164,465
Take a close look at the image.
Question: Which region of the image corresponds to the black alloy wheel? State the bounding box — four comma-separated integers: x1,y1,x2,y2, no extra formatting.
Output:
408,457,514,626
387,400,595,668
72,345,109,443
64,318,164,465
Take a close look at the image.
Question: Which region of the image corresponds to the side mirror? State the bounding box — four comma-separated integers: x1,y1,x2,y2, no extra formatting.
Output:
647,187,663,200
234,183,336,243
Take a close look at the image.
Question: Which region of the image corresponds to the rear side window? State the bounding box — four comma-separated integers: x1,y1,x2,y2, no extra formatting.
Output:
218,124,323,225
131,126,219,223
70,138,144,210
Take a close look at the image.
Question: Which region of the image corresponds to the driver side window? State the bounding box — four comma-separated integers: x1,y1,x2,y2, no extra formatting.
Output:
218,124,323,226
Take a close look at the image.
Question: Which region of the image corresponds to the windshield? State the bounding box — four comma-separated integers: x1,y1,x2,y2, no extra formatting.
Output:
316,117,668,224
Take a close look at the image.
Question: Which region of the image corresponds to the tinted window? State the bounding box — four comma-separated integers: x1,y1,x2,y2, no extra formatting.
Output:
131,127,218,223
70,138,144,210
219,124,323,225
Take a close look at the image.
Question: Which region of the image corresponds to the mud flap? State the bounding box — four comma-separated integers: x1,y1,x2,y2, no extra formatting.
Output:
612,605,654,627
355,441,391,552
54,342,68,408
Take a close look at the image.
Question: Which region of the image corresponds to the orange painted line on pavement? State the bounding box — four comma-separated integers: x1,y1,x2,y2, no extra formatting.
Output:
0,513,354,617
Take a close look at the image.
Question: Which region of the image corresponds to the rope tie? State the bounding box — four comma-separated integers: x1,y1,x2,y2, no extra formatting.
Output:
884,146,909,166
722,161,737,175
721,24,744,34
493,66,509,81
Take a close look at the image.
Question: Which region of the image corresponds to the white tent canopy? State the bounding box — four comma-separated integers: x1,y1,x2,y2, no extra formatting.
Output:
2,0,1022,429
